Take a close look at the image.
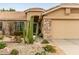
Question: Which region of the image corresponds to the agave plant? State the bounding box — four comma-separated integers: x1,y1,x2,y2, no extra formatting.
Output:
23,16,34,44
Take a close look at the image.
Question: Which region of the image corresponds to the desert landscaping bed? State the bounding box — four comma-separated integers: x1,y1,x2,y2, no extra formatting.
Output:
0,36,64,55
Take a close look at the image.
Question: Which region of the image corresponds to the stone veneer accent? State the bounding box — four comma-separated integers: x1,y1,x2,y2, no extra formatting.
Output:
8,21,16,35
3,21,10,35
42,18,52,40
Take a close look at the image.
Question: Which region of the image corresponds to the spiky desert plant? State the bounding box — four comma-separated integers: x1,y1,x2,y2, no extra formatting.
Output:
23,22,27,43
27,16,34,44
23,16,34,44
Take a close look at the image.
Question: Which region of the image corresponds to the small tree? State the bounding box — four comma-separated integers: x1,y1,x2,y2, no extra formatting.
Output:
0,8,16,11
2,8,5,11
9,8,16,11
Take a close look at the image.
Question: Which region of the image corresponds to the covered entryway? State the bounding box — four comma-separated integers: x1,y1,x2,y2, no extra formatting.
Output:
51,20,79,39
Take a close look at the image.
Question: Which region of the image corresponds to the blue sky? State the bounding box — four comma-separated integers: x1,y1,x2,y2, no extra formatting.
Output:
0,3,60,11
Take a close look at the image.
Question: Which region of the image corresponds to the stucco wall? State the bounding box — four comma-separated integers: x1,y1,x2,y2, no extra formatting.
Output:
26,11,43,20
43,8,79,40
43,8,79,19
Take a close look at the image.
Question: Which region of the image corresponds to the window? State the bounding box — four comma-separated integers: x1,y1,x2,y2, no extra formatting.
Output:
33,16,39,35
33,23,38,35
15,21,24,32
0,22,2,30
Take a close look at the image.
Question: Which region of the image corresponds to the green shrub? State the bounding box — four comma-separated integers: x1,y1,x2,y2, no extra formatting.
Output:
35,51,46,55
14,32,23,36
41,40,49,44
14,36,22,43
39,33,43,38
10,49,19,55
0,35,4,40
35,52,41,55
43,45,56,53
0,42,6,49
40,51,46,55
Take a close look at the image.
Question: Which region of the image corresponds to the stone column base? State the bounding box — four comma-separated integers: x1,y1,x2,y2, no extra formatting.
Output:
42,18,52,41
3,21,10,36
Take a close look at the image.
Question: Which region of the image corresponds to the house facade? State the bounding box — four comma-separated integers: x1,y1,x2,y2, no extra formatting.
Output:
1,3,79,40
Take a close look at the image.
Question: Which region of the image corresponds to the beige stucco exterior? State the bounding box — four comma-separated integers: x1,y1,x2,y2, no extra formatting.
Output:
25,8,45,20
42,3,79,40
1,3,79,40
51,20,79,39
26,11,43,20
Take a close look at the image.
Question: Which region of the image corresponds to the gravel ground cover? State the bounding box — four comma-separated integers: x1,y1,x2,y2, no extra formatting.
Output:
0,36,64,55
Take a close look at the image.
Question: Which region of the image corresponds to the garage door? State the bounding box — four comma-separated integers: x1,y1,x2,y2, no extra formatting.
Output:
51,20,79,39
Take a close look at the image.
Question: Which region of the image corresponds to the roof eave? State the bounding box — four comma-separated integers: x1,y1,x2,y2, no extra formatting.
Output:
42,3,79,16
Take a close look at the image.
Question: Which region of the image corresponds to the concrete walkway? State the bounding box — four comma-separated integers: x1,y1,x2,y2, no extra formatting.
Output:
55,39,79,55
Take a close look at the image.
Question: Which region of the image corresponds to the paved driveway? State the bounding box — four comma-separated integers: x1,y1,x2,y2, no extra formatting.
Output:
55,39,79,55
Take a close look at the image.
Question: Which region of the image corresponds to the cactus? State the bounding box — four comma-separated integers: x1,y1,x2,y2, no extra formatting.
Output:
23,23,27,43
23,16,34,44
27,17,34,44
